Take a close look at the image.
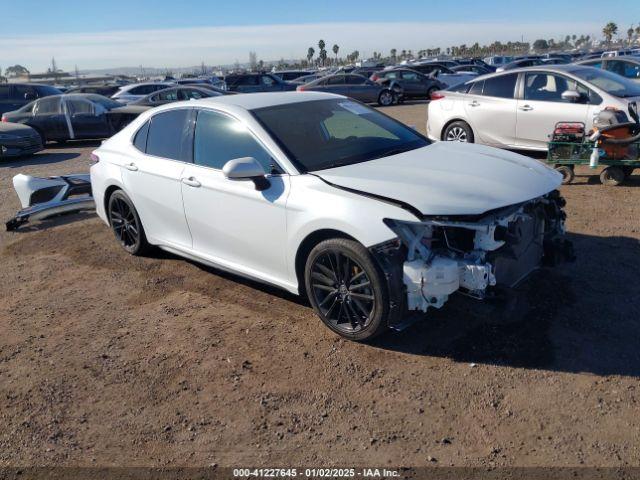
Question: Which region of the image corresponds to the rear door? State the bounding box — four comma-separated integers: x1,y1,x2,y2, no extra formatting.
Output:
65,98,110,138
462,73,518,147
120,109,194,247
515,72,591,149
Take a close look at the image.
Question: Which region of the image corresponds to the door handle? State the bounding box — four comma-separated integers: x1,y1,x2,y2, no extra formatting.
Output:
181,177,201,188
469,100,480,107
124,162,138,171
519,105,533,111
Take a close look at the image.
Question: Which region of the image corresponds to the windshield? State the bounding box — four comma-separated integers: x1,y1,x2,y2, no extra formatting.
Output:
571,67,640,97
251,99,430,172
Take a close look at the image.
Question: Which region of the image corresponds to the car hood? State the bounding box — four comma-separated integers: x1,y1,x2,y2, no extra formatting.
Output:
315,142,562,216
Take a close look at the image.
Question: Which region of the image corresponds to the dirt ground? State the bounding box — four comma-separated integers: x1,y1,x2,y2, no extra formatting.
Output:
1,103,639,469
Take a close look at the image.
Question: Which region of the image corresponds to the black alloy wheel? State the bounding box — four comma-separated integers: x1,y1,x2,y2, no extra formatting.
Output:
107,190,149,255
305,238,387,341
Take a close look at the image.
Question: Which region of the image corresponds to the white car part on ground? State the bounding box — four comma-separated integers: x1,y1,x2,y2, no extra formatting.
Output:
6,174,94,231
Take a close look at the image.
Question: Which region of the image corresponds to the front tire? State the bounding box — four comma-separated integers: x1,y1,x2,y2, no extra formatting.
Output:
304,238,388,342
443,121,474,143
107,190,150,256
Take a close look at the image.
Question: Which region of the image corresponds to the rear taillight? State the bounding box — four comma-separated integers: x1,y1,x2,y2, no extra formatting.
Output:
1,116,7,122
370,74,379,81
430,91,445,101
90,153,100,163
296,85,306,91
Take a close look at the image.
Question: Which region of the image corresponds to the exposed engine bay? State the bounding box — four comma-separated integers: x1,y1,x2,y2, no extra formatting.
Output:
378,191,574,316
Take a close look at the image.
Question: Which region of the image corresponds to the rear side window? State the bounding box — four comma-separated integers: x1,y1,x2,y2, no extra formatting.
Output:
194,109,275,172
34,97,61,115
482,74,517,98
133,121,150,152
468,80,484,95
448,82,471,93
145,109,193,161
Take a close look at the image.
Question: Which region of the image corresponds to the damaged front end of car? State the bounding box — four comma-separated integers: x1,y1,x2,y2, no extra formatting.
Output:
370,190,575,329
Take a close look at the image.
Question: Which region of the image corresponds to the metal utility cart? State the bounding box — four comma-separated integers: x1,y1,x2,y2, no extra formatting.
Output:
547,139,639,186
546,103,640,186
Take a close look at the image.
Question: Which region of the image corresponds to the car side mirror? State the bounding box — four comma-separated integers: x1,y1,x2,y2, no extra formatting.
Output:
222,156,270,191
24,92,36,101
561,90,583,103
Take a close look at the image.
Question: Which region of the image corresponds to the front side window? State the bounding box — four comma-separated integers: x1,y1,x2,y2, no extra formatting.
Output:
468,80,484,95
327,76,347,85
66,99,94,115
524,73,572,102
346,75,367,85
146,109,193,161
194,109,275,172
237,76,259,86
401,71,420,82
606,60,640,80
13,85,36,99
155,90,179,101
482,74,517,99
261,75,276,86
252,99,429,172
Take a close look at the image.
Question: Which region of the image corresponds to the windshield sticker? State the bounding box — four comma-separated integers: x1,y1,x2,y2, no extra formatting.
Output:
338,101,370,115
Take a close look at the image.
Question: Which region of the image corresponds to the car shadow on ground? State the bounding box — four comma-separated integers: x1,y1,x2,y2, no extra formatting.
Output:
372,232,640,378
1,152,81,168
7,211,96,233
44,140,102,150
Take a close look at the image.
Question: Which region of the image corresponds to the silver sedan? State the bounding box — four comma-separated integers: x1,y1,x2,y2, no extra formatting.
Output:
427,64,640,151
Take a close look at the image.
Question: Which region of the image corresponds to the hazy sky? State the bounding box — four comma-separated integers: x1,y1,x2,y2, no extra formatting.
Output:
1,0,637,71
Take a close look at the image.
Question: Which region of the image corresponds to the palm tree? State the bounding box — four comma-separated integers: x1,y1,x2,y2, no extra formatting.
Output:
332,44,339,65
628,27,635,46
602,22,618,45
307,47,315,65
390,48,397,61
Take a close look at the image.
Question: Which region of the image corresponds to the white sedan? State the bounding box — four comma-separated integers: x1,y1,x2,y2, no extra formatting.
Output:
427,65,640,151
91,92,572,341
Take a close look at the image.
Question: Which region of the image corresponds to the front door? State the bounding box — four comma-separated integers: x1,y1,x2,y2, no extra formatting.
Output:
181,108,289,285
516,72,590,149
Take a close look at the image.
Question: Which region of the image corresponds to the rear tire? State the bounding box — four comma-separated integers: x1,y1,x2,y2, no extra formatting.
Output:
426,86,438,100
107,190,151,256
443,121,474,143
555,165,575,185
304,238,388,342
599,166,625,186
378,90,394,107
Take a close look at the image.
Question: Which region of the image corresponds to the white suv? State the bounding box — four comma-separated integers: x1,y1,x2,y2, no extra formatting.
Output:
91,92,572,341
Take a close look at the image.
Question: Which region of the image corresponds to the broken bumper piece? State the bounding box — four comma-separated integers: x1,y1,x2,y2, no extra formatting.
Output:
6,174,95,231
